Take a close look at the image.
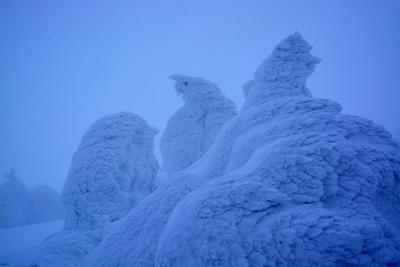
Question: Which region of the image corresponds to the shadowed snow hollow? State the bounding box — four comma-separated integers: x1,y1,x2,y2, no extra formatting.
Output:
87,34,400,267
160,75,237,176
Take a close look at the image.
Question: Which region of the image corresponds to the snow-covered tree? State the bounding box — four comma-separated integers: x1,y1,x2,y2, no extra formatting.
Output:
31,185,64,223
0,169,33,228
88,34,400,267
62,112,159,231
160,75,237,176
2,34,400,267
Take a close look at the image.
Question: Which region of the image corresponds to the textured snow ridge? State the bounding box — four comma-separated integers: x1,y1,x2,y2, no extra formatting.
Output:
31,185,64,223
0,173,33,228
88,34,400,267
160,75,238,176
62,112,159,231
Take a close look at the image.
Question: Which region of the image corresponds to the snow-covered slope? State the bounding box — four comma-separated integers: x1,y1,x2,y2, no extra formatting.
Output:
0,173,33,229
87,33,400,266
160,75,237,176
31,186,64,223
62,112,159,231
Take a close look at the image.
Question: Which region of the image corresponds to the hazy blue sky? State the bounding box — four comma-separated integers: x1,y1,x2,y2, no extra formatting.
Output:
1,0,399,191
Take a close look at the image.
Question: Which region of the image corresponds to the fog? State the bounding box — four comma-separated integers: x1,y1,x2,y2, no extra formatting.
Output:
1,0,399,191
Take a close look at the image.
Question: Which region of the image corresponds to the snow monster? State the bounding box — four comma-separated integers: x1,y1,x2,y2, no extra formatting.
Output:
63,112,159,231
87,33,400,266
160,74,237,176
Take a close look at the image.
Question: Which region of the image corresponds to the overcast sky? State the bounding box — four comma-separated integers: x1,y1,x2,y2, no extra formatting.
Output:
1,0,399,191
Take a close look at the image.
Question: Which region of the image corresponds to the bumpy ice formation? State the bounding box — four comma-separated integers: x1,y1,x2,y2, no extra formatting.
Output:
63,112,159,231
160,75,237,176
88,33,400,266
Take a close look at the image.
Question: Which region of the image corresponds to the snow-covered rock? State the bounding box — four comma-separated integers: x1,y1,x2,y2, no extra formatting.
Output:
31,185,64,223
87,33,400,267
62,112,159,231
160,75,237,176
0,170,34,228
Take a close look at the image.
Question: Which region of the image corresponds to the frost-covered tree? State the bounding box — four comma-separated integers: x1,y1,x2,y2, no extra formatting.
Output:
31,185,64,223
3,34,400,267
62,112,159,231
87,34,400,267
0,169,33,228
160,75,237,176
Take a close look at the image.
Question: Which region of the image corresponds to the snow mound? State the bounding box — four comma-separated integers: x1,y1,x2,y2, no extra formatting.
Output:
62,112,159,231
87,33,400,266
160,75,237,176
31,185,64,223
0,171,33,228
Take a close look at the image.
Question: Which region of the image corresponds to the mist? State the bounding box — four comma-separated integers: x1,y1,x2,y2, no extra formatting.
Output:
1,0,399,191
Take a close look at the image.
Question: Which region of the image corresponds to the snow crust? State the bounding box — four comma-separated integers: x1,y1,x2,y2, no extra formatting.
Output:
87,33,400,266
160,75,237,176
62,112,159,231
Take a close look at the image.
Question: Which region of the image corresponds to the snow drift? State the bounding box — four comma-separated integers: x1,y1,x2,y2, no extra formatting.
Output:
87,33,400,266
160,75,237,176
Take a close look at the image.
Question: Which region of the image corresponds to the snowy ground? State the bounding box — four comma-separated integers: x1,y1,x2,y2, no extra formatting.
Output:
0,220,63,255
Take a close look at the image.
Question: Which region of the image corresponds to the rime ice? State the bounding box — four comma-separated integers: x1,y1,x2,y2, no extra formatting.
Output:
63,112,159,231
89,34,400,267
160,75,237,176
2,34,400,267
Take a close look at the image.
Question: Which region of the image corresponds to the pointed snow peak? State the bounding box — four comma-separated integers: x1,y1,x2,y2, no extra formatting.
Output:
254,32,320,84
242,33,321,110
